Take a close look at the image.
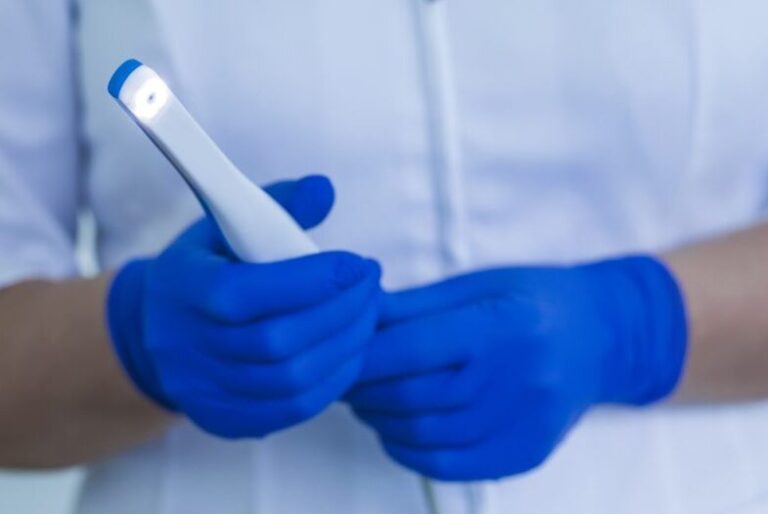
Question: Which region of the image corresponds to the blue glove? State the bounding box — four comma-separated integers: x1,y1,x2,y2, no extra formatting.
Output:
346,256,687,480
108,175,382,438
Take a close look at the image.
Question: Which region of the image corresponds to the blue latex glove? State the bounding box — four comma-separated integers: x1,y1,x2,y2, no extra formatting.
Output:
108,175,382,438
346,256,687,480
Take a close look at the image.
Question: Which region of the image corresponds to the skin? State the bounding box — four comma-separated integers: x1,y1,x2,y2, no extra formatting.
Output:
0,274,172,468
0,223,767,468
665,223,768,401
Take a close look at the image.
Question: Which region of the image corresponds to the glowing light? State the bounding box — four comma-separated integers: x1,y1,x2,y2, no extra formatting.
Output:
129,76,170,121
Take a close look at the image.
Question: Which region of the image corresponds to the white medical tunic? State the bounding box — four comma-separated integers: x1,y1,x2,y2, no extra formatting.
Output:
3,1,768,513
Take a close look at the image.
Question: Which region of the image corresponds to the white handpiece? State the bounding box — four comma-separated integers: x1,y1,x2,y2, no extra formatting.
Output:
108,59,319,262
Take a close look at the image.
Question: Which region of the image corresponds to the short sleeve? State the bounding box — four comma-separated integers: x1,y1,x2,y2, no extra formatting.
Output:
0,1,82,287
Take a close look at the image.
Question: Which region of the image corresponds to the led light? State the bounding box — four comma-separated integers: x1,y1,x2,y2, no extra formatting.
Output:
129,76,170,121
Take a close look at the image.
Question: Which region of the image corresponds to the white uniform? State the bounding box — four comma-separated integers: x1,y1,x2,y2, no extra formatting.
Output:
3,1,768,513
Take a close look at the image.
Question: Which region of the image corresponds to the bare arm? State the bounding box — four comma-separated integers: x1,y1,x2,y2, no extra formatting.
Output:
665,222,768,402
0,274,173,469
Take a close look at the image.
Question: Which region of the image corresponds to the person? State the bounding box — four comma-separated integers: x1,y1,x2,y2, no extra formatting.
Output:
3,1,768,513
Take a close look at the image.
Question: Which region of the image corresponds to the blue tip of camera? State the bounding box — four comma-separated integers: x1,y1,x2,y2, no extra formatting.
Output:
108,59,143,99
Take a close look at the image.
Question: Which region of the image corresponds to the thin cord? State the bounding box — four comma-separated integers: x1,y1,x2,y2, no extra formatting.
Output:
422,478,440,514
412,0,475,512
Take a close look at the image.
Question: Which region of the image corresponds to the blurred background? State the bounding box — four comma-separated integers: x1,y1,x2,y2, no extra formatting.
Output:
0,470,81,513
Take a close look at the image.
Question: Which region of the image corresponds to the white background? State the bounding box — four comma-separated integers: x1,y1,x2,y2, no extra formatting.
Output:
0,470,81,513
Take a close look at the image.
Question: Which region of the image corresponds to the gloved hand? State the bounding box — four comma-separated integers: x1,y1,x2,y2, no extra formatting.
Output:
108,175,382,438
346,256,687,480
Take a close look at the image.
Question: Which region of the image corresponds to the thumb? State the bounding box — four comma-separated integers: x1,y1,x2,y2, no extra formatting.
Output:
263,175,335,230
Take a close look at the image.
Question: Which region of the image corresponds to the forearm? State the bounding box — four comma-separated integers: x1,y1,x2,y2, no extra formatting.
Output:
0,275,173,469
663,222,768,402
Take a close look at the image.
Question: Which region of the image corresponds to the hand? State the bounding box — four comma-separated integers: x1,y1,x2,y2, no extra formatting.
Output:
346,257,687,480
107,175,382,438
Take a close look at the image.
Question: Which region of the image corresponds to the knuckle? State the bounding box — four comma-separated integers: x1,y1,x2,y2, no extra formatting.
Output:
422,452,452,479
528,355,567,394
449,372,481,407
512,336,560,380
158,378,186,401
214,327,241,356
388,383,418,410
522,342,553,375
476,295,516,322
406,418,434,444
185,400,246,439
471,296,521,345
476,294,550,338
255,324,291,361
406,342,433,369
516,444,552,475
159,370,208,401
440,363,476,408
283,396,320,425
329,252,368,291
204,279,238,320
277,361,312,395
382,443,452,480
199,420,242,440
527,377,562,406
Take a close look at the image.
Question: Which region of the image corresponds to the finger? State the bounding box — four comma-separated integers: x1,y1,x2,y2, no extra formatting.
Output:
262,175,335,230
191,252,379,323
165,175,333,263
145,217,234,309
181,355,363,439
381,269,520,326
362,290,547,384
380,436,545,482
346,365,487,415
380,405,564,480
357,304,489,384
205,299,379,398
168,217,230,257
201,261,381,360
356,405,499,449
384,440,506,482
